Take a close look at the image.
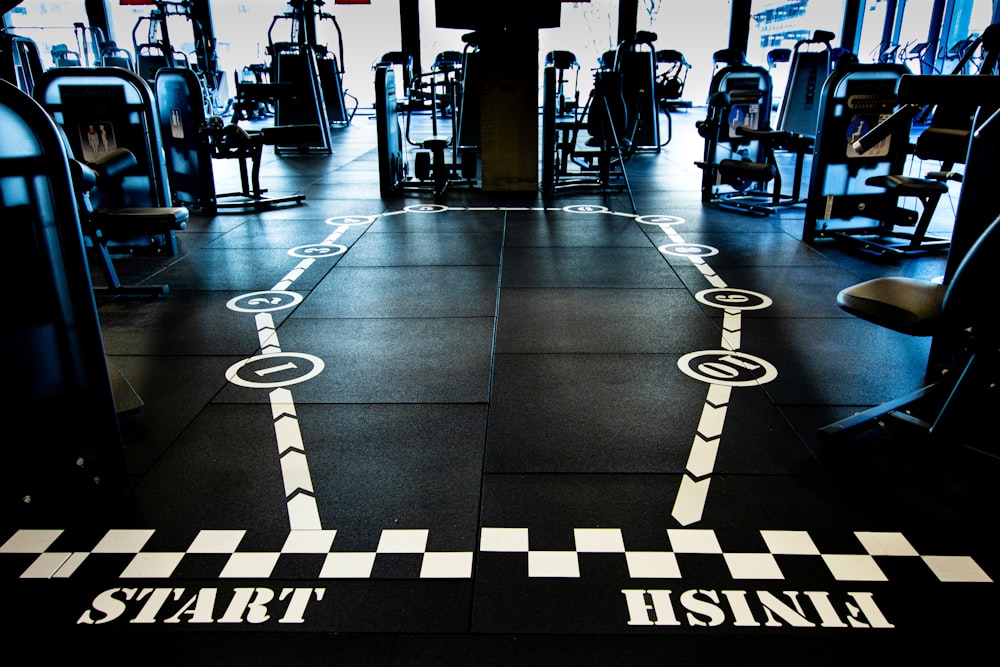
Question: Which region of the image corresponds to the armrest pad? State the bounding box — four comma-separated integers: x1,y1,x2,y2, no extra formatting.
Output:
89,148,138,185
68,159,98,192
736,127,789,143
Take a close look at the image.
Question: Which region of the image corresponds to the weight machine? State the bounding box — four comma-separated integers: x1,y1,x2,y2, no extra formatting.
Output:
801,29,999,259
33,66,186,259
774,30,834,139
801,59,921,252
653,48,691,145
1,79,129,515
39,22,107,69
0,31,44,94
818,75,1000,443
614,31,662,153
846,25,1000,257
695,33,833,218
694,59,781,216
1,20,127,94
156,67,306,214
374,62,477,200
544,50,580,118
130,0,229,116
265,0,357,133
69,131,188,297
373,29,482,200
540,55,636,213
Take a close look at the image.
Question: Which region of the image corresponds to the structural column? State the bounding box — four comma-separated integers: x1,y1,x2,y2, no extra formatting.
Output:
477,27,541,192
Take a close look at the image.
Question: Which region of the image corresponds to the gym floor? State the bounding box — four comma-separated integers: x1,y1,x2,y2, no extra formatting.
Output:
3,107,996,664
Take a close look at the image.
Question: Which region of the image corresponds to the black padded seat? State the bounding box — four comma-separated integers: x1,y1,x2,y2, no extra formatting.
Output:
94,206,189,235
718,157,777,182
92,206,188,257
865,173,949,200
852,171,953,254
420,137,450,150
836,277,947,336
820,215,1000,441
258,124,324,146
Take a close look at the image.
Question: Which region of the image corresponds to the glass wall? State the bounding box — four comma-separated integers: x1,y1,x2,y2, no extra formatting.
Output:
542,0,619,73
108,0,197,70
854,0,995,74
895,0,939,70
942,0,996,73
5,0,993,110
857,0,891,62
540,0,620,104
418,0,467,76
319,0,401,108
641,0,734,104
109,1,400,109
746,0,846,107
3,1,94,69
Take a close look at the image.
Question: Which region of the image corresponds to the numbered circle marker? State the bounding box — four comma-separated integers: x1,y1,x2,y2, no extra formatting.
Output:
288,243,347,259
226,352,325,388
659,243,719,258
695,288,773,311
677,350,778,387
227,291,303,313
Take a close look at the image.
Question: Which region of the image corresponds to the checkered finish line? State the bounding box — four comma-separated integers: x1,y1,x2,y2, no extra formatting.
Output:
2,527,993,584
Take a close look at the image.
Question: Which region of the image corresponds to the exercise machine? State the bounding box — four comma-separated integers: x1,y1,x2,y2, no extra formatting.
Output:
801,59,918,251
155,67,306,214
131,0,229,116
655,49,691,111
850,25,1000,257
374,63,477,199
97,38,135,72
541,57,636,213
696,33,833,216
766,46,791,112
818,94,1000,443
154,66,214,213
0,30,44,94
1,79,129,515
711,48,750,74
373,30,482,200
419,39,479,154
588,32,663,154
611,31,661,153
818,211,1000,445
805,23,998,258
33,66,182,256
694,58,785,216
653,48,691,146
775,30,834,140
762,29,837,209
852,101,964,257
68,135,188,297
44,22,110,69
544,50,580,118
261,0,358,154
374,50,415,106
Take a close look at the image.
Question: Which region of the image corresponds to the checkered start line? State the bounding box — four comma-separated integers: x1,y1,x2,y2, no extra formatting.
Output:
2,527,991,584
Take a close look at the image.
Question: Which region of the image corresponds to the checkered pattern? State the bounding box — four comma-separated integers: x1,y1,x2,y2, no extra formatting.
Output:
480,528,993,583
0,528,472,581
1,527,992,584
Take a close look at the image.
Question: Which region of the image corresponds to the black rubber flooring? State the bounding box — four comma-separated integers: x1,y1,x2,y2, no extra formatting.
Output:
4,108,996,664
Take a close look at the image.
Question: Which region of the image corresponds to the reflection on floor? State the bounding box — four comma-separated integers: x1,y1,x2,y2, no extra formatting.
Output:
4,108,996,664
